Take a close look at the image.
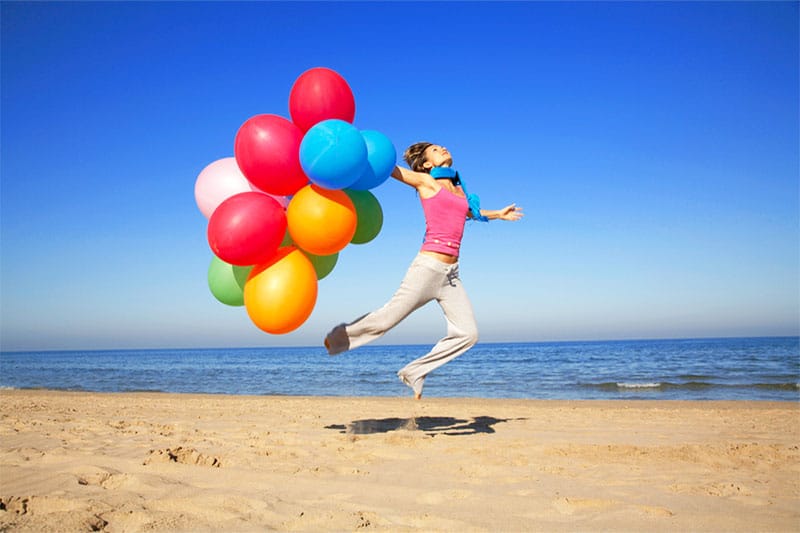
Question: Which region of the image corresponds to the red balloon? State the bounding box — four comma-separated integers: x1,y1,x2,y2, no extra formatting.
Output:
234,114,308,196
289,67,356,133
207,192,287,266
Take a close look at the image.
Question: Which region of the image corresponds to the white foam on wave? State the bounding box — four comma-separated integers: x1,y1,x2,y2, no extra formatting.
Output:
616,382,662,389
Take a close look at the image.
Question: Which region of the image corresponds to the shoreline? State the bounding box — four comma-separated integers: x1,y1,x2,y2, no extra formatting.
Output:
2,389,798,531
2,387,798,403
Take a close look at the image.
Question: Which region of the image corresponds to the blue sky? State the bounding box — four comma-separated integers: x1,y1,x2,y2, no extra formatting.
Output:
1,1,798,351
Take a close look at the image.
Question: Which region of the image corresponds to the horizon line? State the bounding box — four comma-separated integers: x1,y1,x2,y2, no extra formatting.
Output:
2,334,798,355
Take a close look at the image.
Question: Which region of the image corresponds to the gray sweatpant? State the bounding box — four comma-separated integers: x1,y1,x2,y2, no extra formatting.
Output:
325,253,479,395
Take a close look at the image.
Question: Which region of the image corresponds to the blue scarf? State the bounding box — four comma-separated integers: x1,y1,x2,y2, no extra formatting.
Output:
429,167,489,222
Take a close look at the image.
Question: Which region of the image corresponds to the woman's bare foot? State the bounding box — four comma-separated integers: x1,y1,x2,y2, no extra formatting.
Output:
398,371,424,399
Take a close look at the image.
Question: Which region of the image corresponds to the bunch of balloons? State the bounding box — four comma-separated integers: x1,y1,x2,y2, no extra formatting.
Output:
194,67,396,334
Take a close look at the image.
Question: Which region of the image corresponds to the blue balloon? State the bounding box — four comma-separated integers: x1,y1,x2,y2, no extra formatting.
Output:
349,130,397,190
299,119,368,190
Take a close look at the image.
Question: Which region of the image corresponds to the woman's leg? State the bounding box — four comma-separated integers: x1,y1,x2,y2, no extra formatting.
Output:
324,254,441,355
397,262,478,397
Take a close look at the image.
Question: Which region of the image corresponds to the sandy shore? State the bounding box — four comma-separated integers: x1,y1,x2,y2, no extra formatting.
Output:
0,390,798,532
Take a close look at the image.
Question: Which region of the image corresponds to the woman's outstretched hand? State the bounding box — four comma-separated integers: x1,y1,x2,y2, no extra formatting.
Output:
494,204,524,221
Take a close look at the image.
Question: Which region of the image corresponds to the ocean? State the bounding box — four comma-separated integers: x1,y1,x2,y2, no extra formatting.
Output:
1,337,797,401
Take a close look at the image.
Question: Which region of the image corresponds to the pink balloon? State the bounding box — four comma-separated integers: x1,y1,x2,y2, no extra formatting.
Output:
195,158,252,218
195,157,289,219
270,194,290,209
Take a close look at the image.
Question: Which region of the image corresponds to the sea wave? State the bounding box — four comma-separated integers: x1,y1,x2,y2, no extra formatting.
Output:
616,382,663,389
585,381,799,392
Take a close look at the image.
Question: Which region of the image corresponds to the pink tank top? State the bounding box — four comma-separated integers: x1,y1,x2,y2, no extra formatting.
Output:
420,187,469,255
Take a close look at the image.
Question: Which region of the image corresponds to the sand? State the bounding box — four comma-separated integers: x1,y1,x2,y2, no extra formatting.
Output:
0,390,798,532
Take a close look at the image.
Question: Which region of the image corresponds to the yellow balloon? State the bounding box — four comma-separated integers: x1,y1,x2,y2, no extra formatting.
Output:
244,247,318,334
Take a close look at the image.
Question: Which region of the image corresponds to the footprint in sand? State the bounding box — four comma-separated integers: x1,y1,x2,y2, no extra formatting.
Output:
0,496,108,531
669,482,754,498
0,496,29,515
552,497,674,518
1,495,91,515
552,497,620,515
416,489,473,505
636,504,674,517
78,471,134,490
143,447,221,467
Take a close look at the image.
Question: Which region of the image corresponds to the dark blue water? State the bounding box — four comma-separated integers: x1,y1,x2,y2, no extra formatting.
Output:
1,337,797,401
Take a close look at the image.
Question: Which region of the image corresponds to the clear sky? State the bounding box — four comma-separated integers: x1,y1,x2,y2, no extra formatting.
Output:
1,1,798,351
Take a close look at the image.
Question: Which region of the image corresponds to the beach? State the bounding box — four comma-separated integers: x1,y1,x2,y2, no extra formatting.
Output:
0,390,797,532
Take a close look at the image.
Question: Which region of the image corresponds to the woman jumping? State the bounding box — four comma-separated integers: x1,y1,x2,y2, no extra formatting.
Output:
324,142,523,399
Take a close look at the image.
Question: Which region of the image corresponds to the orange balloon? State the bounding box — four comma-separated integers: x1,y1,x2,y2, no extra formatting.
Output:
244,247,318,334
287,184,357,256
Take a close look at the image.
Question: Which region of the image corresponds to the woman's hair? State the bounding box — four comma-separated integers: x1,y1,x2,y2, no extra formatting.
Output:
403,142,433,173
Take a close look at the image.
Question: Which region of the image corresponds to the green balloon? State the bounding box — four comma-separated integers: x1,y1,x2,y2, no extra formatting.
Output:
280,227,293,247
304,251,338,280
345,189,383,244
207,256,252,306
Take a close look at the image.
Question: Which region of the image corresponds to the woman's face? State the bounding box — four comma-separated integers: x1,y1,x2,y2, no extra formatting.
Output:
422,145,453,170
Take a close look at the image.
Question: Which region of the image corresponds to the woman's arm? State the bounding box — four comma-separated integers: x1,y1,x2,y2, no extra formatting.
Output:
478,204,524,221
390,166,438,195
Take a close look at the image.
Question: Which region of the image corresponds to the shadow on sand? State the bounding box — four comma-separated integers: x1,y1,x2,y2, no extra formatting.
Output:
325,416,524,436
